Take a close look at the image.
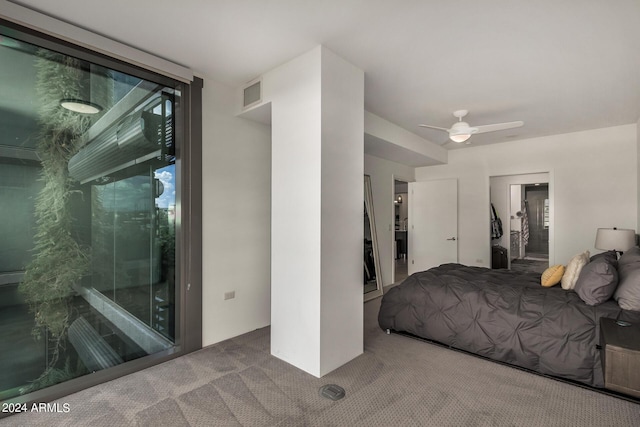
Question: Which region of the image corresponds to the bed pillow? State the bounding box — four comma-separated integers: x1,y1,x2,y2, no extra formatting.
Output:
574,257,618,305
618,246,640,268
541,265,564,287
614,248,640,311
561,250,590,290
590,250,617,263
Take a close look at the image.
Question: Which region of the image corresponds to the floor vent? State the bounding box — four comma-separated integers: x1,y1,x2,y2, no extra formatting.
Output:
318,384,345,401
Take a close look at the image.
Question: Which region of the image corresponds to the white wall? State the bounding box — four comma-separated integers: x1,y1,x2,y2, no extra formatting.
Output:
365,154,415,285
364,111,447,166
319,48,364,375
263,46,364,377
416,125,637,267
263,48,322,375
201,77,271,346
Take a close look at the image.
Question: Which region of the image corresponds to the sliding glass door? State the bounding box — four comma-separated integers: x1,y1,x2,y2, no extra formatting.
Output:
0,20,198,405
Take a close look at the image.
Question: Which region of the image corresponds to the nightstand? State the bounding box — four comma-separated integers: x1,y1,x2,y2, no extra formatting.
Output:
599,317,640,398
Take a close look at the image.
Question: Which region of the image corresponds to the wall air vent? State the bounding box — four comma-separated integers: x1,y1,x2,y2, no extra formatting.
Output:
243,79,261,109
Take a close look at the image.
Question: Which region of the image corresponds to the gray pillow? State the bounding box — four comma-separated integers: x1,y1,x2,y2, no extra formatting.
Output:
618,246,640,268
574,257,618,306
614,250,640,311
589,250,617,263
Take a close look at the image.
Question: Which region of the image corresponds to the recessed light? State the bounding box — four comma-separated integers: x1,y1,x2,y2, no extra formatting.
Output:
60,99,102,114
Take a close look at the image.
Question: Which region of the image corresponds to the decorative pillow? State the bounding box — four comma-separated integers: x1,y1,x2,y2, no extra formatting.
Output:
614,249,640,311
574,257,618,305
541,265,564,287
561,250,590,290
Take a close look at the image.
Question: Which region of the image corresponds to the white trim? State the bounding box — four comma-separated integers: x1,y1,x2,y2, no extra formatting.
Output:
0,0,193,83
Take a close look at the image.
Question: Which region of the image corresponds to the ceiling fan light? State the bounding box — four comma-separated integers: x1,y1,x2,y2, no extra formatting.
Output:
450,133,471,143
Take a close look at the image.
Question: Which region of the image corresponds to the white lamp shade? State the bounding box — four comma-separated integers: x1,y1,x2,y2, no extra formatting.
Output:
594,228,636,252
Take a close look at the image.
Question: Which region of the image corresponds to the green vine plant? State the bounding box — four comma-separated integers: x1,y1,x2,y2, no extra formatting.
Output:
18,50,111,392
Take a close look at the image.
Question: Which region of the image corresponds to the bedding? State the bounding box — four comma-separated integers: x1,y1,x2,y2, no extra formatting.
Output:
615,247,640,311
378,263,640,388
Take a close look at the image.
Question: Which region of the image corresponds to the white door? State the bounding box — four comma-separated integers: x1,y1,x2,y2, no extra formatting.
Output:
408,179,458,275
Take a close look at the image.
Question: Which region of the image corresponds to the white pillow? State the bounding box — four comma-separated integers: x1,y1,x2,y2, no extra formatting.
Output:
561,250,590,290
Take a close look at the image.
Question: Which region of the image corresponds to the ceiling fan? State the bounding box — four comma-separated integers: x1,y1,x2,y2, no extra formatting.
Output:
419,110,524,144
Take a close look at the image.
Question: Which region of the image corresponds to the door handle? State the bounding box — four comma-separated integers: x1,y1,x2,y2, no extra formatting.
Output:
447,237,456,241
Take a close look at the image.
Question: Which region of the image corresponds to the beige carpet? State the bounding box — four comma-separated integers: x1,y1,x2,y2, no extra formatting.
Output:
3,296,640,426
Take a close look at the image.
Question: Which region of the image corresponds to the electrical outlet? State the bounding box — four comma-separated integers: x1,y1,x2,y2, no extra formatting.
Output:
224,291,235,300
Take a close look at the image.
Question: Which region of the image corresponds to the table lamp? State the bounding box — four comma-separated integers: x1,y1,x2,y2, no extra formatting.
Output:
594,227,636,256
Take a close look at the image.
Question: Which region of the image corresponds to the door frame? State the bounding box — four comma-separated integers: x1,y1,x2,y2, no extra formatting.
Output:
489,171,554,267
391,175,412,284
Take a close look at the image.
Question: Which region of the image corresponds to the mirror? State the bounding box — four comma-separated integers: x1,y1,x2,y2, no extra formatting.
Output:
364,175,383,301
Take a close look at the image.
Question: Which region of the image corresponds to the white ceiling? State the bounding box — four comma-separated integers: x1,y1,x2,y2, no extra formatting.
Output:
10,0,640,149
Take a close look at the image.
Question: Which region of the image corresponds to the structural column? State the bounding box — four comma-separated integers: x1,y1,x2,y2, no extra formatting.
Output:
264,46,364,377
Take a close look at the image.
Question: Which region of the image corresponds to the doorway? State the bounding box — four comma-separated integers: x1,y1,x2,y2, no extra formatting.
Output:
393,179,409,284
522,184,549,260
489,173,551,274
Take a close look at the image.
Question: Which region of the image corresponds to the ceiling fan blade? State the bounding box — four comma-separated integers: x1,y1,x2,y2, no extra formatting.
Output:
475,121,524,134
418,124,450,132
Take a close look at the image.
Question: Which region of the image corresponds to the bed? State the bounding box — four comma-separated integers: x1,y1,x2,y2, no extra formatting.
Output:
378,262,640,388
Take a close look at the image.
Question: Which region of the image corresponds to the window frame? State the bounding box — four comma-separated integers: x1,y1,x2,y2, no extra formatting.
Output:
0,18,202,411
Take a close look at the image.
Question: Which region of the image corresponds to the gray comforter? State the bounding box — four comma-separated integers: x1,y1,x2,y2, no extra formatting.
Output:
378,263,640,387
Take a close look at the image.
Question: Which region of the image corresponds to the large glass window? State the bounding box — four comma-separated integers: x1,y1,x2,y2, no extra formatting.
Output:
0,26,181,401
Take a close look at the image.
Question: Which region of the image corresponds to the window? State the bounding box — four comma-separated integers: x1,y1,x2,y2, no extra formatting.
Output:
0,20,200,405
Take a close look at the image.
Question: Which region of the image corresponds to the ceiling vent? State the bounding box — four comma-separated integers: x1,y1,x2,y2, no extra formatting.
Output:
243,79,261,109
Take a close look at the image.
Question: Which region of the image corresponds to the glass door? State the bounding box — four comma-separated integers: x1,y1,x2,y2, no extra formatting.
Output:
0,22,188,403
